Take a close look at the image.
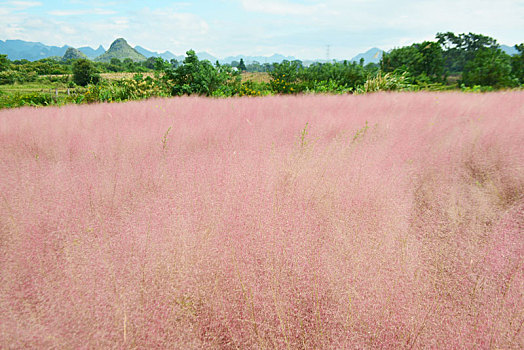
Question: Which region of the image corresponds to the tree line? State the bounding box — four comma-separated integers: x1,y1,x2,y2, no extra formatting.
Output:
381,32,523,88
1,31,523,108
0,54,177,85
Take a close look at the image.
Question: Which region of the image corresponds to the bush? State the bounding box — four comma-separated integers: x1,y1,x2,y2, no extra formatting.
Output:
304,80,353,94
355,71,416,93
162,50,240,96
0,92,54,108
0,70,37,84
460,84,494,93
72,59,100,87
237,80,271,96
0,70,16,85
300,61,369,91
117,74,165,100
81,83,118,104
269,60,302,94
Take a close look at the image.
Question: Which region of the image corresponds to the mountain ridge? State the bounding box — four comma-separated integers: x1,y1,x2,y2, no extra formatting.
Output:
78,45,106,59
351,48,384,64
1,38,519,65
134,46,180,61
0,38,388,64
94,38,147,63
0,39,69,61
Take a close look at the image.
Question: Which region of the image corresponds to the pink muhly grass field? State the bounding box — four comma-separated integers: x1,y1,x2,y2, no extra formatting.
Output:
0,92,523,348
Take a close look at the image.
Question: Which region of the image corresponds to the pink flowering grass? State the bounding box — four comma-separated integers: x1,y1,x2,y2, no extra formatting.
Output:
0,92,523,348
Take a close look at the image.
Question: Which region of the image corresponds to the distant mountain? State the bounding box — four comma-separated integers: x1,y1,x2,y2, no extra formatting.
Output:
194,51,218,62
500,44,518,56
0,39,69,61
267,53,298,63
5,38,514,66
95,38,147,63
78,45,106,59
219,54,298,65
62,47,87,61
350,48,384,64
134,46,180,61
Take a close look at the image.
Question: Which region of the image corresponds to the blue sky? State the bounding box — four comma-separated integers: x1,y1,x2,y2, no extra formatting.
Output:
1,0,523,59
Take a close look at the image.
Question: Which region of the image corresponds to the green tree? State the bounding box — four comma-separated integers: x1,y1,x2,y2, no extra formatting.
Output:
381,45,420,73
32,61,54,75
416,41,445,82
169,59,179,69
154,57,169,72
72,59,100,86
269,60,300,83
461,47,516,88
238,58,247,71
381,41,444,82
144,57,157,70
269,60,302,93
0,55,10,72
436,32,499,73
246,60,263,72
300,60,368,91
511,44,524,84
122,58,136,72
162,50,239,96
141,57,169,72
110,58,122,66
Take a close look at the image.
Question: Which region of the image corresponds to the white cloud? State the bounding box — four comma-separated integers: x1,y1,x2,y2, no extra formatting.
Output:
0,0,522,59
127,8,210,49
240,0,326,16
48,8,116,16
7,1,42,9
60,25,77,35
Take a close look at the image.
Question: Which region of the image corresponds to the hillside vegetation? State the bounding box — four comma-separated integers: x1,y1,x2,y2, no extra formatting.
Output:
95,38,147,63
62,47,87,61
0,93,522,348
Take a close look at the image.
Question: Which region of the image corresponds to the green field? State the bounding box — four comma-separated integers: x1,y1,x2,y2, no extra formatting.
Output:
0,81,82,108
1,82,70,95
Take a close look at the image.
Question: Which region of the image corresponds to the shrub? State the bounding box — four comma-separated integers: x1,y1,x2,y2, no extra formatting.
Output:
355,71,416,93
72,59,100,87
162,50,240,96
269,60,302,93
304,80,353,94
0,92,54,108
116,75,165,100
300,61,369,91
237,80,271,96
0,70,16,85
0,69,37,84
